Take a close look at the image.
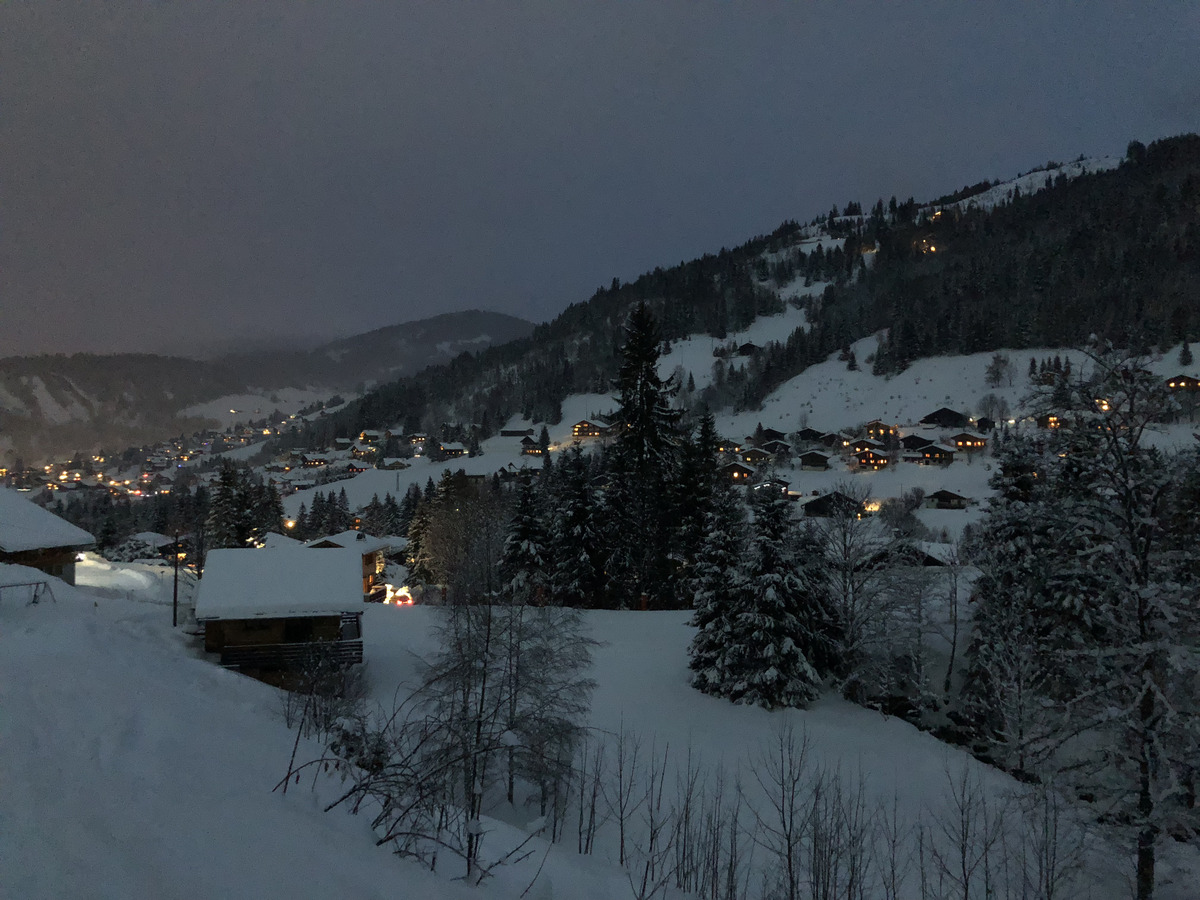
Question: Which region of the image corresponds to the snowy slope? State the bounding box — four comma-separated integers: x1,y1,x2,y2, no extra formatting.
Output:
939,155,1122,213
9,567,1200,898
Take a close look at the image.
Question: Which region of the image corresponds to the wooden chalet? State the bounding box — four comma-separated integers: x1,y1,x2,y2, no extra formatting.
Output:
572,419,610,439
761,439,792,456
333,437,353,450
802,491,863,518
919,407,971,430
306,530,392,601
1166,374,1200,392
900,434,935,451
500,428,535,437
950,431,988,452
821,431,854,449
920,444,956,465
409,433,429,446
0,489,95,585
795,427,825,445
855,448,890,470
759,427,788,444
798,450,832,470
195,548,365,687
1035,414,1061,429
927,489,970,510
720,461,756,484
359,430,383,443
851,437,882,454
740,447,773,466
975,416,997,432
376,458,409,470
439,442,468,458
715,437,743,454
736,342,761,356
865,420,897,441
520,436,542,455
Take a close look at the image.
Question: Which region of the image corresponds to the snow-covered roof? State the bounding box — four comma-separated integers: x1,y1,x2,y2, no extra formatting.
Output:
132,532,176,550
194,548,365,620
0,489,95,553
305,530,390,555
262,532,304,549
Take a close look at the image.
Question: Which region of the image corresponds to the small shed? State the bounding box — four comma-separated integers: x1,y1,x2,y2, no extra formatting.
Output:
194,548,365,685
0,489,95,585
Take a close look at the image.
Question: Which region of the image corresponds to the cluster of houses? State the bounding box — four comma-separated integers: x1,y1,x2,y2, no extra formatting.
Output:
721,407,990,476
707,407,996,516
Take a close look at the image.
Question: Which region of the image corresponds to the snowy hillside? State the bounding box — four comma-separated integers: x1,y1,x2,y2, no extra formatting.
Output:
9,565,1200,899
939,155,1122,213
283,330,1199,546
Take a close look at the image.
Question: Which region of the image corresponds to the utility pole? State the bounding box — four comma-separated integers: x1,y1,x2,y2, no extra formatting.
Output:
172,532,180,628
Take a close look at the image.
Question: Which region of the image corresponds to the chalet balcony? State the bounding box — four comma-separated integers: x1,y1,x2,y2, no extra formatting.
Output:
218,639,363,671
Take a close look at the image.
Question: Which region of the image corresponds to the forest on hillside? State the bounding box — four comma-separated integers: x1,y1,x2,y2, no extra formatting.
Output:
285,135,1200,453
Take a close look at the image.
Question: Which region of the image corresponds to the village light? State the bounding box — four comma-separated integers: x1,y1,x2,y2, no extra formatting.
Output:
284,520,296,529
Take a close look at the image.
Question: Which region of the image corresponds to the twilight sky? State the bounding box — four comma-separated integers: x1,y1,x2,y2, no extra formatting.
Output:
3,3,1198,359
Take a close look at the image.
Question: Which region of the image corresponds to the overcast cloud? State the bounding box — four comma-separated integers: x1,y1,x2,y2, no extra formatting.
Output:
3,2,1197,358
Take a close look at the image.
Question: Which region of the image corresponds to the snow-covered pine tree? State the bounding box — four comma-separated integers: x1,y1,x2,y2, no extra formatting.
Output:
605,302,685,608
966,350,1200,899
205,463,244,549
687,478,748,696
546,446,604,608
675,411,723,583
721,488,821,709
499,477,549,607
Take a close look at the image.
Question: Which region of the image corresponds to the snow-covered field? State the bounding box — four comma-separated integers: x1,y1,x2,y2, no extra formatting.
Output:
6,561,1200,899
180,387,340,430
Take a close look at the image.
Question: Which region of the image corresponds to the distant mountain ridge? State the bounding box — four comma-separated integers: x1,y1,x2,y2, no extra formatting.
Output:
215,309,534,390
0,310,534,464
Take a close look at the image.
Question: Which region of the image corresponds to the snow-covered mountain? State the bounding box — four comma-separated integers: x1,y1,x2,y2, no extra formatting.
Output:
0,310,532,466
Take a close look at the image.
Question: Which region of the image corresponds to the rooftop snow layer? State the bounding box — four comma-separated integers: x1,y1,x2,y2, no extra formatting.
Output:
0,488,95,553
305,530,390,555
194,548,365,620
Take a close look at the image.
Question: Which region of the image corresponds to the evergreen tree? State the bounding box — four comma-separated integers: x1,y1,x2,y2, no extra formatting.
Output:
687,480,748,696
720,489,821,709
1181,341,1194,367
964,351,1200,898
206,464,244,549
605,303,684,607
499,478,550,606
547,448,604,609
